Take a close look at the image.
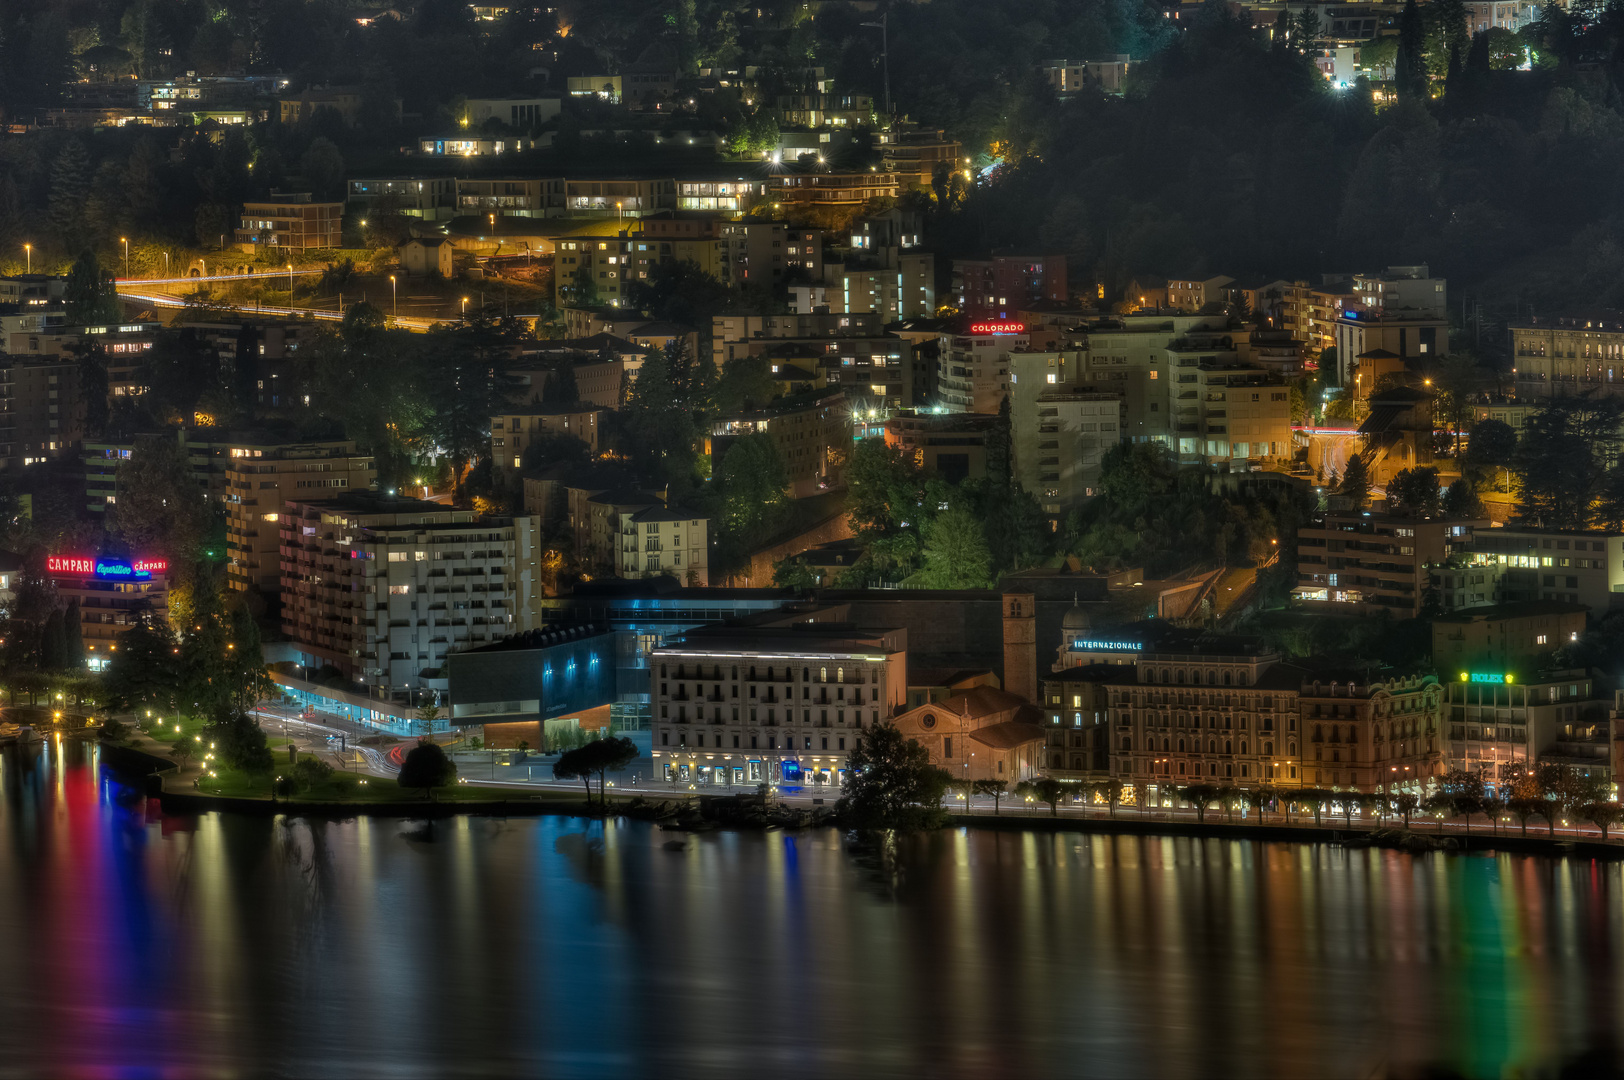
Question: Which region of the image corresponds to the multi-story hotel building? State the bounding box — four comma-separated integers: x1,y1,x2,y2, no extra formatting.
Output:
1098,627,1443,796
650,624,907,787
1509,314,1624,399
279,493,543,695
1442,668,1609,790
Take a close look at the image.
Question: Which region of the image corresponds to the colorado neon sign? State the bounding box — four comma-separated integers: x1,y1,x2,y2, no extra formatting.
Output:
48,555,168,580
969,321,1026,335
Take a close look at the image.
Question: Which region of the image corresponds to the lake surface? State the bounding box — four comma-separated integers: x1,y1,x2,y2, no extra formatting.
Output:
3,740,1623,1078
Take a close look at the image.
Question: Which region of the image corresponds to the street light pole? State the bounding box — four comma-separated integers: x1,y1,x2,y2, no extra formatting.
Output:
389,274,397,320
23,243,30,274
120,237,128,278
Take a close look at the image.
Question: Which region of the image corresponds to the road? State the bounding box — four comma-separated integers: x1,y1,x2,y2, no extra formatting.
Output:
118,288,443,331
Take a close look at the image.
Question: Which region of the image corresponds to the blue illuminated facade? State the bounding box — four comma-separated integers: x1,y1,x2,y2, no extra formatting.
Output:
446,625,617,727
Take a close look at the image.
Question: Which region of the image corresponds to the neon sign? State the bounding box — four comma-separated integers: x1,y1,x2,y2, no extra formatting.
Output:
48,555,168,580
1072,639,1143,652
1461,672,1512,684
969,322,1025,335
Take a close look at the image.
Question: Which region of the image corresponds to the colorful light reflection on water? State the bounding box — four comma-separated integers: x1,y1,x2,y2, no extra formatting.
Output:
2,741,1622,1078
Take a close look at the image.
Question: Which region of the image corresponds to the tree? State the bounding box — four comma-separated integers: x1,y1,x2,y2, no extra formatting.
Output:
289,756,334,793
1507,797,1544,837
64,250,119,325
845,437,923,538
713,354,779,414
1337,791,1369,828
1386,466,1442,517
913,503,994,589
973,778,1008,814
836,722,952,829
1583,802,1623,841
1339,454,1371,510
585,735,639,802
1442,479,1485,519
1029,776,1065,816
1246,786,1275,824
1296,788,1332,827
206,709,274,774
1466,418,1517,474
224,603,270,712
620,346,697,487
398,739,458,800
48,138,91,247
718,433,790,547
553,742,597,803
1361,36,1398,77
104,609,176,713
1512,397,1624,530
416,698,440,737
300,137,346,201
1396,0,1428,99
1179,783,1222,823
113,436,213,583
1393,791,1420,829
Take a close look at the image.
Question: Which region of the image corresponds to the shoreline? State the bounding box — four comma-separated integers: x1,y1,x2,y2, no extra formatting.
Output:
96,743,1624,857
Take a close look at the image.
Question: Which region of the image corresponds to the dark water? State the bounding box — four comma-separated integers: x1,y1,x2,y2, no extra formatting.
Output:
4,741,1624,1079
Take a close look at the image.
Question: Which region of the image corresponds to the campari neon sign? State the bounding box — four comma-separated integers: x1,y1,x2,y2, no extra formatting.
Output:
48,555,168,580
969,322,1026,335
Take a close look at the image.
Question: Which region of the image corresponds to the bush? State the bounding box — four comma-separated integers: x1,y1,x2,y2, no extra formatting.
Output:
289,756,334,792
398,739,457,799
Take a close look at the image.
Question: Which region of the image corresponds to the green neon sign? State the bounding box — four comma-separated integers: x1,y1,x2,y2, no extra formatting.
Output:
1460,672,1512,684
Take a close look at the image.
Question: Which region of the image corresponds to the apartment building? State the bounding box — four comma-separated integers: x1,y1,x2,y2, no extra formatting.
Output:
490,406,605,485
456,177,566,217
789,256,935,320
1014,390,1123,519
1039,56,1132,94
236,193,344,250
767,171,900,209
347,177,459,220
877,128,963,188
1297,670,1443,794
1296,509,1483,616
951,254,1068,320
650,624,908,786
0,360,84,467
883,411,998,484
1432,601,1588,675
222,439,376,601
1165,275,1235,313
1509,315,1624,400
1332,265,1448,385
710,388,848,497
716,220,786,286
938,321,1026,414
1437,527,1624,611
279,493,543,694
608,502,710,586
711,312,887,370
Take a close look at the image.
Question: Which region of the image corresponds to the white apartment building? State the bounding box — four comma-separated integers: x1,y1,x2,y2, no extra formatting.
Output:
650,625,908,787
280,493,543,695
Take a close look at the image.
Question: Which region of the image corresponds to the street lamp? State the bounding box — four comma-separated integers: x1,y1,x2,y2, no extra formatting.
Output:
461,296,469,315
120,237,128,277
288,262,294,293
23,243,30,274
163,251,169,275
389,274,397,319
